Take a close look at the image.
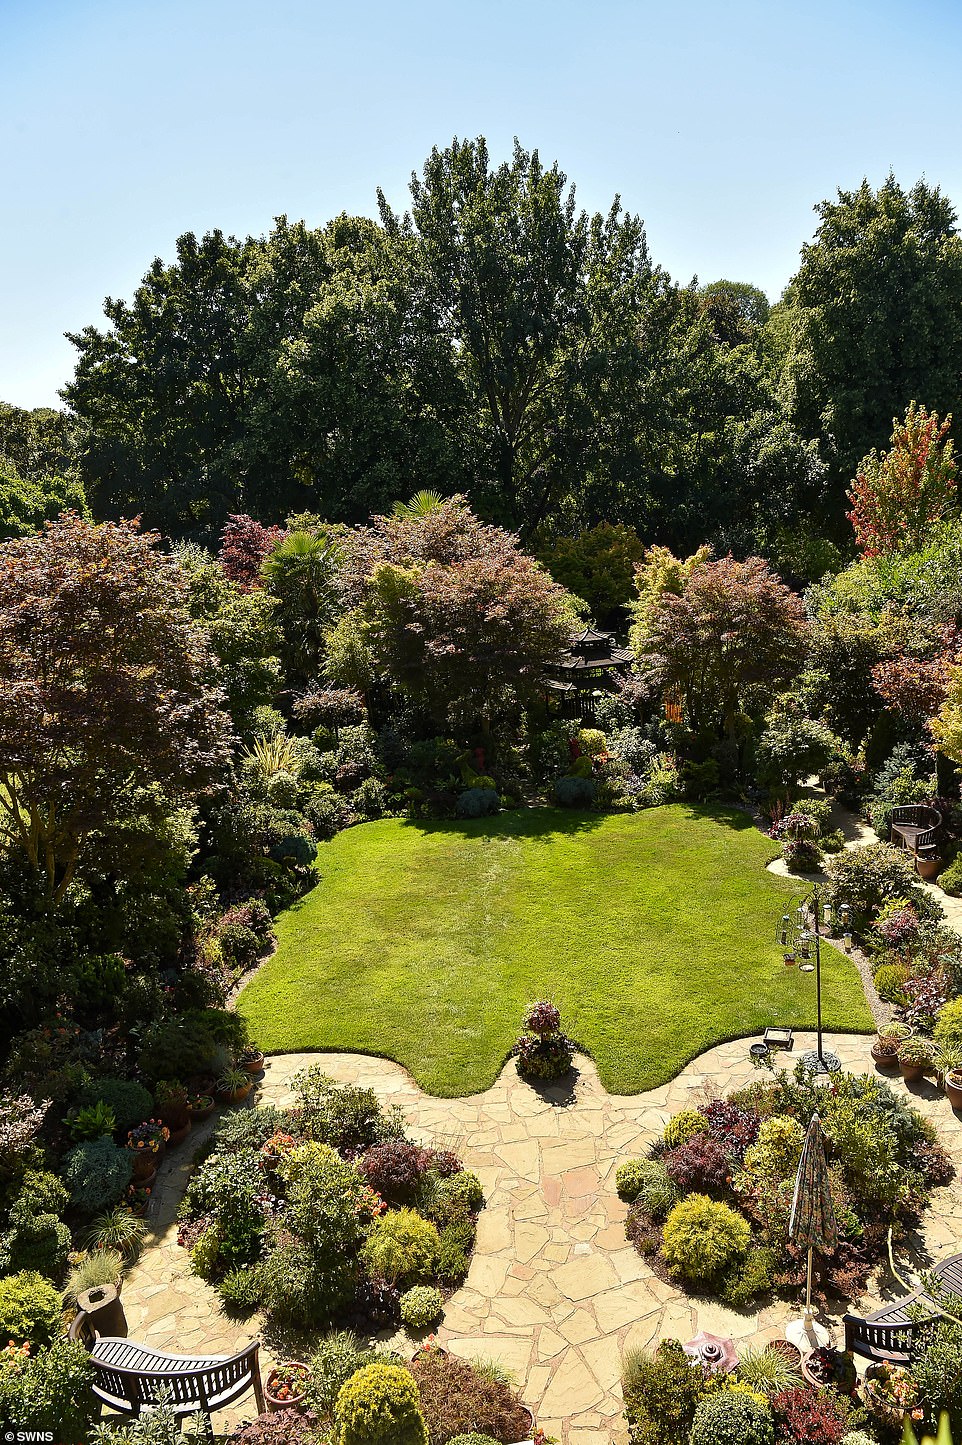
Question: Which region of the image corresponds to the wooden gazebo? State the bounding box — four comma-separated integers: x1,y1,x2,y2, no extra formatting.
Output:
543,627,633,722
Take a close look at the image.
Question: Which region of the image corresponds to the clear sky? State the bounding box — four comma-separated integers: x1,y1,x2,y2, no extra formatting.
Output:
3,0,962,408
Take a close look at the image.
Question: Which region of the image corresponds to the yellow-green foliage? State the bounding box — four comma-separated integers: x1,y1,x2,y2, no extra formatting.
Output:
662,1195,750,1283
935,997,962,1045
740,1115,804,1185
335,1362,428,1445
663,1109,705,1149
361,1209,439,1286
577,728,608,758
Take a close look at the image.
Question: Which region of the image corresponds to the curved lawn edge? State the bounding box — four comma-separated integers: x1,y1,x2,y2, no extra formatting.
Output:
237,805,875,1096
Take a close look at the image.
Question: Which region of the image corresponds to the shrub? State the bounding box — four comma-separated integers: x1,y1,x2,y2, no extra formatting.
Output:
553,775,597,807
423,1171,484,1225
292,1069,396,1155
935,997,962,1045
0,1187,71,1280
261,1237,359,1330
399,1285,444,1330
662,1195,750,1284
360,1140,430,1203
939,854,962,896
362,1209,439,1286
698,1098,761,1159
663,1108,705,1149
408,1349,531,1445
826,843,939,929
307,1330,376,1417
772,1384,850,1444
619,1158,680,1221
456,787,500,818
783,838,824,873
217,1266,263,1313
77,1077,154,1135
446,1437,499,1445
664,1133,731,1192
740,1115,805,1186
515,1030,574,1080
0,1272,61,1347
736,1345,803,1397
0,1338,97,1442
436,1220,473,1283
690,1389,774,1445
334,1363,427,1445
615,1158,649,1201
719,1246,777,1308
909,1314,962,1431
223,1412,319,1444
621,1339,707,1445
873,961,911,1004
62,1136,133,1214
217,921,262,972
181,1149,264,1266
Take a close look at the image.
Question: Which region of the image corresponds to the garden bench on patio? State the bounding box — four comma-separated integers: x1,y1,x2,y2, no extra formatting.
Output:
842,1250,962,1363
889,804,942,859
90,1336,264,1421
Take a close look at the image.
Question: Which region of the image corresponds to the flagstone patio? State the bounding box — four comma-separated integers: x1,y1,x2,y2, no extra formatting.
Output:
120,1033,962,1443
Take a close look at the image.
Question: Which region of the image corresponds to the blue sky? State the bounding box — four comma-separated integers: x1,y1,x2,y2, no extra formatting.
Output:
3,0,962,407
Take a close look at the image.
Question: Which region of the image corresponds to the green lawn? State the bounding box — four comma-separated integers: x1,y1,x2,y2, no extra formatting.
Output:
237,805,873,1096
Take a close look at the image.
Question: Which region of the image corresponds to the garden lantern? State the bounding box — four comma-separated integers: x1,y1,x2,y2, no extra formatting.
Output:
822,901,832,928
843,932,852,952
839,902,851,929
780,915,791,947
798,932,811,961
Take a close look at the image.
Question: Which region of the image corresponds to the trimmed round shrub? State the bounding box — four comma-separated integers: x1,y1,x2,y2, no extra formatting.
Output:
61,1137,132,1214
938,854,962,896
361,1209,440,1286
399,1285,444,1330
615,1158,648,1201
872,961,911,1004
0,1271,62,1346
334,1363,428,1445
456,787,500,818
690,1388,774,1445
77,1077,154,1135
554,775,597,807
515,1031,574,1080
663,1108,705,1149
436,1219,474,1283
662,1194,751,1284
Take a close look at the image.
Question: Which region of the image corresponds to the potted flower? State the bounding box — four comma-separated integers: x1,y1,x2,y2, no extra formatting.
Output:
215,1065,253,1106
265,1360,309,1413
871,1020,913,1069
125,1182,152,1218
514,1000,574,1083
862,1361,921,1426
801,1345,857,1394
126,1119,169,1177
188,1092,215,1122
155,1079,191,1146
897,1035,936,1084
940,1045,962,1108
237,1044,265,1075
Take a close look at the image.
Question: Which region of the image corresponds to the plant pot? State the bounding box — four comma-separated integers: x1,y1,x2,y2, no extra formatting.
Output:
918,855,941,880
216,1083,252,1106
800,1352,831,1388
240,1052,265,1075
165,1118,192,1148
188,1097,215,1122
128,1146,164,1179
265,1362,309,1413
945,1072,962,1109
898,1059,927,1083
768,1339,801,1368
871,1043,899,1071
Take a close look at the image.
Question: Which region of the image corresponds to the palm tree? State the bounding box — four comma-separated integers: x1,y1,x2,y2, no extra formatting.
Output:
391,490,445,520
261,531,339,684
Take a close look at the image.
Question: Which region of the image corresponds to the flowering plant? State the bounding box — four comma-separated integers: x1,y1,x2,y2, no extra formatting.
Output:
266,1360,308,1401
355,1184,387,1220
126,1183,152,1212
126,1119,169,1152
865,1361,920,1416
259,1131,297,1170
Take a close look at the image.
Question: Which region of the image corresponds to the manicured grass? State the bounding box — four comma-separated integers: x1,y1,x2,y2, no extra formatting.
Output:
237,805,873,1096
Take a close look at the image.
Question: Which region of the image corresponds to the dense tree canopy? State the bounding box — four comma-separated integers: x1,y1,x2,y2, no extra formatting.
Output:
0,516,233,903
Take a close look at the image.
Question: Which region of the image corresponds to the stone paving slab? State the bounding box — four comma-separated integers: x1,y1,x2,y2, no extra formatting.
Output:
120,1034,962,1443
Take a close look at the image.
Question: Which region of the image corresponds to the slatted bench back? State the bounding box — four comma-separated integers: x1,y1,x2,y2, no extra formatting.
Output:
91,1338,262,1417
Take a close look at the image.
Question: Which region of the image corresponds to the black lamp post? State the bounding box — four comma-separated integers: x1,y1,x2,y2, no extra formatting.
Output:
778,883,842,1075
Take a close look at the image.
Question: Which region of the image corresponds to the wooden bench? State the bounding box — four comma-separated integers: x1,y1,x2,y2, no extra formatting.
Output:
890,804,942,859
843,1251,962,1363
90,1336,264,1420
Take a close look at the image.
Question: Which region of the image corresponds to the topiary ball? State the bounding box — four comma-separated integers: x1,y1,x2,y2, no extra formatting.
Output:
399,1285,444,1331
335,1362,428,1445
689,1388,774,1445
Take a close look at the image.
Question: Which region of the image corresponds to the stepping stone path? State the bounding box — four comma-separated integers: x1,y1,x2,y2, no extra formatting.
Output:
122,1032,962,1443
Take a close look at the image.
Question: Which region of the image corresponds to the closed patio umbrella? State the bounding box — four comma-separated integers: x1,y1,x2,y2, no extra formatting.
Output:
786,1112,838,1352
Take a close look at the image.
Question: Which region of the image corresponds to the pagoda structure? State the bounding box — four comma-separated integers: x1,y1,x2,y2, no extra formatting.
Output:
543,626,634,720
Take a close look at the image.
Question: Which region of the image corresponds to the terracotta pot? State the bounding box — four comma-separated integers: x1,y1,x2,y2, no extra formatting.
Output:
871,1042,899,1071
166,1118,192,1148
265,1362,309,1413
801,1352,831,1388
899,1059,927,1084
945,1072,962,1109
128,1145,164,1179
768,1338,801,1367
917,855,941,880
216,1083,252,1106
188,1097,215,1122
240,1052,265,1075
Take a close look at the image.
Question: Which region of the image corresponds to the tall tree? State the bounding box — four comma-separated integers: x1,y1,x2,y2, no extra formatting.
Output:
847,402,956,556
781,176,962,520
0,516,233,903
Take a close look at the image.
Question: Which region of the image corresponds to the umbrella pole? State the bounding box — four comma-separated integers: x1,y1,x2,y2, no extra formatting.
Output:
805,1246,813,1324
